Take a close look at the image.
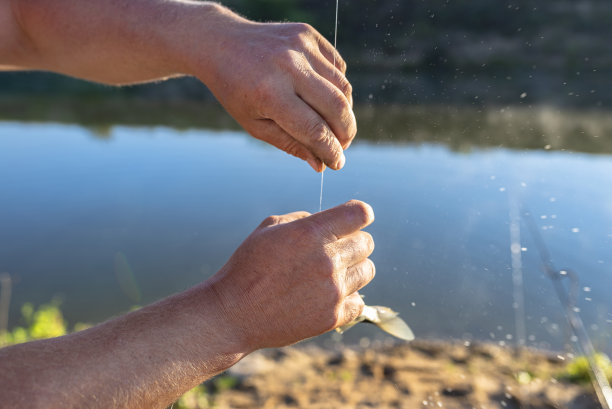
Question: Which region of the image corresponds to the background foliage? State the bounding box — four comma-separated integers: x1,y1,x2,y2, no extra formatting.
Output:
2,0,612,107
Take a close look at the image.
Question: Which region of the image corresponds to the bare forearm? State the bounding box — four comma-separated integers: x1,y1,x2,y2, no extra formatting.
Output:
0,283,248,409
5,0,226,84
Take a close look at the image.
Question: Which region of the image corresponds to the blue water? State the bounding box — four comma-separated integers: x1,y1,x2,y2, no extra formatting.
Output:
1,121,610,354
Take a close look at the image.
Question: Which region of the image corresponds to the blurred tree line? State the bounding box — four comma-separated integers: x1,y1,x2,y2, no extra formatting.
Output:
2,0,612,107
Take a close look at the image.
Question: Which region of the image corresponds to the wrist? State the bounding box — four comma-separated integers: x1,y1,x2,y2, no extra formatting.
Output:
171,281,253,373
164,2,253,83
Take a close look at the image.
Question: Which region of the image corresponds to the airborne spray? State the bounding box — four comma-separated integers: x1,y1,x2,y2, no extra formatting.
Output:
324,1,414,342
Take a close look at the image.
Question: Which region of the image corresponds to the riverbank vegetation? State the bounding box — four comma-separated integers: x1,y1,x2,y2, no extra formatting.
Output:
2,0,612,107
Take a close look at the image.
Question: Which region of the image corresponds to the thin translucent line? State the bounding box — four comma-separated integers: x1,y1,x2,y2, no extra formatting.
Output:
318,170,324,212
320,0,339,213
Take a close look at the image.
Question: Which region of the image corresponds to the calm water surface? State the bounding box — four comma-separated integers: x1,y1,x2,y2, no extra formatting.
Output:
1,119,611,354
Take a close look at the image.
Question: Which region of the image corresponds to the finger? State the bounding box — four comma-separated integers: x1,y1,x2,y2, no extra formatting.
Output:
333,231,375,269
314,32,347,74
306,50,353,108
249,119,324,172
259,211,311,228
294,67,356,150
341,258,376,296
265,93,345,170
337,292,365,328
303,200,374,239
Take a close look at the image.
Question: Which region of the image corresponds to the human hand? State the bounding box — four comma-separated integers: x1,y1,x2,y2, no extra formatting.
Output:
186,5,356,172
208,200,375,350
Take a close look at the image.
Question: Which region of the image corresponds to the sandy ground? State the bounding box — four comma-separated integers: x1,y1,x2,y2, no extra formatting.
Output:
187,340,599,409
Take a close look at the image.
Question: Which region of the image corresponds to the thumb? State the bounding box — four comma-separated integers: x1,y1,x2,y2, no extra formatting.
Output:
258,211,311,228
302,200,374,240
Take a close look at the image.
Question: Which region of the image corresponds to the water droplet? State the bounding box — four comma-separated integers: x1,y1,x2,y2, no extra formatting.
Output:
359,337,371,348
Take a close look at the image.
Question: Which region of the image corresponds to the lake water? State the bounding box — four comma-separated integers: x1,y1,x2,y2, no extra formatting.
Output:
1,109,611,354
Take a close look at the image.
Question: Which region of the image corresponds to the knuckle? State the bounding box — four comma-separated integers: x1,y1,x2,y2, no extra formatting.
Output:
330,91,349,115
305,119,328,143
304,119,342,163
347,297,364,320
260,215,280,227
316,251,336,278
360,231,375,254
288,23,314,47
291,23,315,36
296,219,321,242
336,55,347,73
338,76,353,97
329,251,343,273
282,139,307,159
348,119,357,140
292,22,313,34
364,259,376,282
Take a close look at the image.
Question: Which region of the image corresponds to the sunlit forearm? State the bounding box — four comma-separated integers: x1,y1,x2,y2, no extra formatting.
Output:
4,0,225,84
0,283,248,409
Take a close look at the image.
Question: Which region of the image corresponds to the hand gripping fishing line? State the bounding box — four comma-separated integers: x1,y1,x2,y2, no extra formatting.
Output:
325,0,413,341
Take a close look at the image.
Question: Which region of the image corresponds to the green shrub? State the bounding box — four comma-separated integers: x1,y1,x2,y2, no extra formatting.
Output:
560,353,612,384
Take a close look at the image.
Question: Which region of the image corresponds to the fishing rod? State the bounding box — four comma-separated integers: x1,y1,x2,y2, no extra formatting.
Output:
523,210,612,409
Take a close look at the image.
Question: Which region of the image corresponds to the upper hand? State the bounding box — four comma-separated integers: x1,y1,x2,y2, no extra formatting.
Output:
208,200,375,350
188,6,356,172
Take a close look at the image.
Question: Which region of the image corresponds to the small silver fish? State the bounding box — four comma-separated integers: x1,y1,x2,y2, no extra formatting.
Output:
336,305,415,341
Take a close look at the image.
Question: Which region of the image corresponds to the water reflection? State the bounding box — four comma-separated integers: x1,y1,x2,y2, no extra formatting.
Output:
0,117,610,355
3,100,612,154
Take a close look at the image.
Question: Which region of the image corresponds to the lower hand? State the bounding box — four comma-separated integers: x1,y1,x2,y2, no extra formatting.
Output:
208,200,375,350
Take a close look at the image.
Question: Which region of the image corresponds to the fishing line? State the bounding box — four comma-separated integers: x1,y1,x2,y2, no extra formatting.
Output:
319,0,339,212
523,209,612,409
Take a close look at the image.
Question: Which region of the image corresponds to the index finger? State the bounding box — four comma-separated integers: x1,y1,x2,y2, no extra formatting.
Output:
266,92,346,170
303,200,375,240
315,31,347,74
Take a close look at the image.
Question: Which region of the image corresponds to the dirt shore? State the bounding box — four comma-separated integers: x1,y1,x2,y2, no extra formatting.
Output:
186,340,599,409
